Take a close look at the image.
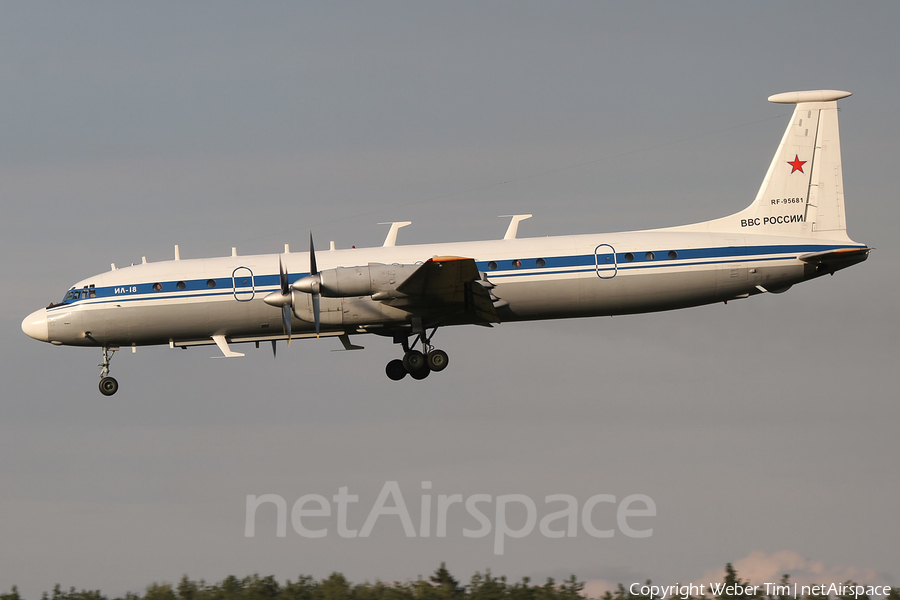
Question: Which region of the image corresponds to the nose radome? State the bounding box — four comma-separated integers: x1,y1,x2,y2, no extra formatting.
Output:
22,309,49,342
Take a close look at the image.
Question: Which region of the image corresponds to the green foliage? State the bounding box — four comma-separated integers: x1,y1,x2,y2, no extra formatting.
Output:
430,564,463,600
320,573,351,600
41,585,108,600
4,563,895,600
716,564,755,600
1,586,23,600
144,584,176,600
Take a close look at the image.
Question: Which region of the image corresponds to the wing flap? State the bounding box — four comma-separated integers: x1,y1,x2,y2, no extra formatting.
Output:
396,256,479,298
395,257,499,323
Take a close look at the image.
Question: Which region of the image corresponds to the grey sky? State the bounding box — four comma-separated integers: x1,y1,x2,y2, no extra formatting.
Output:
2,2,898,597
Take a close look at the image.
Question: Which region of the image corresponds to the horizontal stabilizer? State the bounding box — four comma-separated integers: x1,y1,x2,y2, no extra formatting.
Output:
799,247,870,265
799,246,870,276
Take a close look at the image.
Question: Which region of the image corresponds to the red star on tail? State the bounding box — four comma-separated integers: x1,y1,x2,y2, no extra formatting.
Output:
788,155,807,174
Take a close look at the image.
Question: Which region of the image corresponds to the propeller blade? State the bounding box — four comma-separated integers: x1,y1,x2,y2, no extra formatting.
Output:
267,254,294,352
309,232,318,276
279,255,289,295
282,303,292,345
309,233,321,338
311,292,320,337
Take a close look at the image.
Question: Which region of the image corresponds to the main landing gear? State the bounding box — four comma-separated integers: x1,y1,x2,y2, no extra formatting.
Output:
98,346,119,396
385,328,450,381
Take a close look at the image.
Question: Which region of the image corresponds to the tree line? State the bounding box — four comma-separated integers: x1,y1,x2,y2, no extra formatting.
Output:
2,563,896,600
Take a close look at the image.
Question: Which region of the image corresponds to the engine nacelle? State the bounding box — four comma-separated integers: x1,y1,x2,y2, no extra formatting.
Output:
301,263,420,298
290,292,410,326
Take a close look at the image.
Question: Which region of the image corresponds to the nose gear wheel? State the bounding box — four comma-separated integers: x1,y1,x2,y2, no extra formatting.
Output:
98,346,119,396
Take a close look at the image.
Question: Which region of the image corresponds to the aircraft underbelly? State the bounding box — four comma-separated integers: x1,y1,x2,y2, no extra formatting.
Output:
79,301,211,346
493,261,802,321
493,269,720,320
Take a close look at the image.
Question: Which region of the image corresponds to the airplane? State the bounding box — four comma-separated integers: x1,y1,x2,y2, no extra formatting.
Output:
21,89,870,395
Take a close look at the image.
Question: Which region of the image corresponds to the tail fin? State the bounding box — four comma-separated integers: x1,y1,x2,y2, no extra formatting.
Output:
687,90,853,240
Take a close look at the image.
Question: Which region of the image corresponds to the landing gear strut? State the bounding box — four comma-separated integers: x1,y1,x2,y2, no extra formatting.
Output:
98,346,119,396
385,328,449,381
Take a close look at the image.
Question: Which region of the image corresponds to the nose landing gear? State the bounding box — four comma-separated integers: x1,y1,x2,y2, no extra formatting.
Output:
385,328,449,381
98,346,119,396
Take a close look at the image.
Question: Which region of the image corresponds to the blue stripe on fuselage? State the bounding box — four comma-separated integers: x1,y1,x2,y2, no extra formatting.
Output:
50,242,862,310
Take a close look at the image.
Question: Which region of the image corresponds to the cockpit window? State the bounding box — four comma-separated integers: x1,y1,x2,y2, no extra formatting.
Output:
57,285,96,306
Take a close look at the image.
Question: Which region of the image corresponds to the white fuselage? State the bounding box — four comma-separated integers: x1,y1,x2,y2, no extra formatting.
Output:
26,227,864,350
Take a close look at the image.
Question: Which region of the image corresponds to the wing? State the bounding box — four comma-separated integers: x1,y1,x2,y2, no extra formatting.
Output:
392,256,499,324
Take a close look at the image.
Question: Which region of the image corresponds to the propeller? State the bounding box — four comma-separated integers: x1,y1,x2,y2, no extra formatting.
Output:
308,233,320,336
263,254,294,354
280,256,292,345
290,233,322,336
